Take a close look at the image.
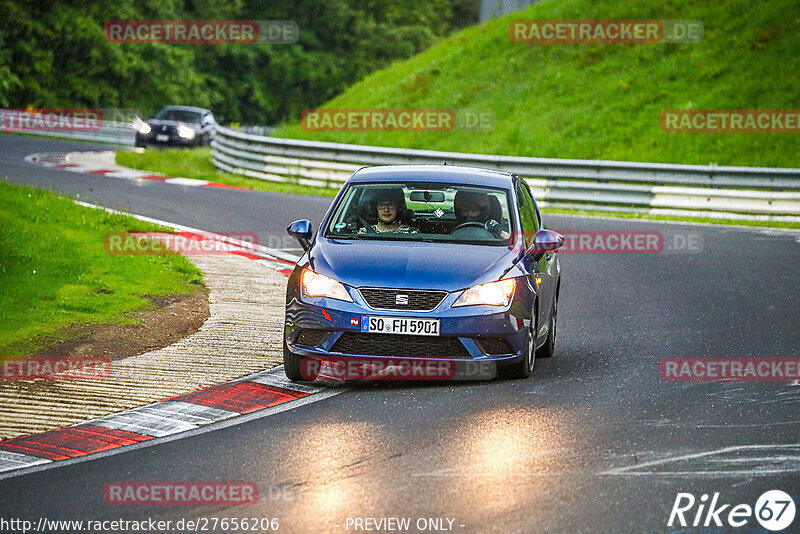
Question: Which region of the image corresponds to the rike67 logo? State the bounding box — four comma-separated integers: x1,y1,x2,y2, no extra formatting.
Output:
668,490,795,531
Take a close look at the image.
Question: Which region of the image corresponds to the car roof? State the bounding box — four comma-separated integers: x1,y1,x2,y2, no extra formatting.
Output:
348,165,515,188
157,106,211,114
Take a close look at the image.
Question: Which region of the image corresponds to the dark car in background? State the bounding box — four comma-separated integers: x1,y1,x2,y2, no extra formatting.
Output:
134,106,216,148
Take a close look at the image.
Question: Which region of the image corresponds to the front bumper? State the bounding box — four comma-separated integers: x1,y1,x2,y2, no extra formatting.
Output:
135,132,197,147
284,286,532,366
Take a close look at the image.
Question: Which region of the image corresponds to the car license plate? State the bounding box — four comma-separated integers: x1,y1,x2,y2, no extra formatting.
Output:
362,316,439,336
156,134,169,142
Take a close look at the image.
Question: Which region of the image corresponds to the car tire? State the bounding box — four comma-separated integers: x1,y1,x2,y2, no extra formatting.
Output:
283,339,313,381
502,323,535,380
536,296,558,359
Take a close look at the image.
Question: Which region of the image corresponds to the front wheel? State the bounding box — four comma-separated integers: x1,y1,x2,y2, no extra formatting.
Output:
283,339,313,381
536,297,558,359
502,324,535,380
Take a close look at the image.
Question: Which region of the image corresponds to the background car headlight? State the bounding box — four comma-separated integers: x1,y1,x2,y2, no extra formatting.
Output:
177,124,196,139
301,269,353,302
453,278,515,307
133,118,151,135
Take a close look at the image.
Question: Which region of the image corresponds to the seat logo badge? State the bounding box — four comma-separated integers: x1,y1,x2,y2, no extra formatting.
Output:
396,295,409,306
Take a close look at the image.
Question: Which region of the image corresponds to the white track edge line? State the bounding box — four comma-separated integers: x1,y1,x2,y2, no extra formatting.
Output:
73,200,300,263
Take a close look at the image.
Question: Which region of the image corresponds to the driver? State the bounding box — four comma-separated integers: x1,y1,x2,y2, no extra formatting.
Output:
454,190,491,224
453,190,509,238
358,188,417,234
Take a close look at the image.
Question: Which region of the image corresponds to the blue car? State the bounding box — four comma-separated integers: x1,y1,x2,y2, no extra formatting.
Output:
283,165,564,381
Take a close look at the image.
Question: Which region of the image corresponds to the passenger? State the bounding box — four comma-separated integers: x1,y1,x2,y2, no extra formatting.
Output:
358,188,417,234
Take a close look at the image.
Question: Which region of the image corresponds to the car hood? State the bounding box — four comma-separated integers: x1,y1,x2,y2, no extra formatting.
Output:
308,238,521,292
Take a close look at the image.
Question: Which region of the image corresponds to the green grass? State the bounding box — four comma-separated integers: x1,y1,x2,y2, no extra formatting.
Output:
116,148,337,197
273,0,800,168
0,180,204,356
542,206,800,229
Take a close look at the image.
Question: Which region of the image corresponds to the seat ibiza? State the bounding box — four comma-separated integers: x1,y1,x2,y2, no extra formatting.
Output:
283,165,563,381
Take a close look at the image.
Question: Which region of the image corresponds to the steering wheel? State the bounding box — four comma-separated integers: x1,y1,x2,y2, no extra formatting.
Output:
450,221,486,234
358,216,377,233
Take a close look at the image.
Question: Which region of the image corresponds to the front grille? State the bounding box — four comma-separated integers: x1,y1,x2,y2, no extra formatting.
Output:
359,288,447,311
331,333,471,359
475,337,514,355
294,329,329,347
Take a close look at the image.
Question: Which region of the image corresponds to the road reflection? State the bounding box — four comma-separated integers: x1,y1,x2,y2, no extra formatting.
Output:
419,405,573,518
295,421,375,518
241,402,573,532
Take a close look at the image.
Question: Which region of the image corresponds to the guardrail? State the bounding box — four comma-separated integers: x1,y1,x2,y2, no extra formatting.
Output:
211,125,800,220
0,109,136,145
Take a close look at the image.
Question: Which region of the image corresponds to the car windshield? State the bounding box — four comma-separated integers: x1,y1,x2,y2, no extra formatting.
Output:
324,181,513,245
153,109,202,123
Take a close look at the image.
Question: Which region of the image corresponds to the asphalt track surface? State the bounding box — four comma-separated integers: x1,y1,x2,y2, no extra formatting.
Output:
1,134,799,533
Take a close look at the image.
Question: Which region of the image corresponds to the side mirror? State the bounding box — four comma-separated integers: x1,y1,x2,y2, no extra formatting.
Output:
530,229,564,260
287,219,313,251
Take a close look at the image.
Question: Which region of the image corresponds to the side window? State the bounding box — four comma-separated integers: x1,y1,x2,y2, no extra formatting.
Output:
516,183,539,247
522,182,542,230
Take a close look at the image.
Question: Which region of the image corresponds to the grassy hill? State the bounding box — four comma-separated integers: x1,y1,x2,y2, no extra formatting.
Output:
274,0,800,168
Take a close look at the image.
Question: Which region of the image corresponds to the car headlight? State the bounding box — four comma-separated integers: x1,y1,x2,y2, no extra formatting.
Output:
136,122,151,135
453,278,515,307
177,124,196,139
301,269,353,302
